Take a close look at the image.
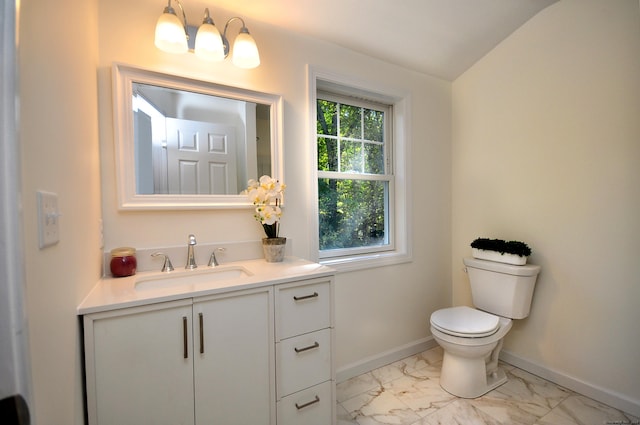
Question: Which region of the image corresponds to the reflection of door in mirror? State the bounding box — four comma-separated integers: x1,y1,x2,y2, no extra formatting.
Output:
165,118,237,195
256,104,271,178
132,83,263,195
134,110,155,194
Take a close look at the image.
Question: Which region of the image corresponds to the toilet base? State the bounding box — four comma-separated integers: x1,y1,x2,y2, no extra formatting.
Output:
439,352,507,398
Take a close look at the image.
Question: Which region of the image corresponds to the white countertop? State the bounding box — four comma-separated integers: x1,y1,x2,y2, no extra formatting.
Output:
78,257,334,315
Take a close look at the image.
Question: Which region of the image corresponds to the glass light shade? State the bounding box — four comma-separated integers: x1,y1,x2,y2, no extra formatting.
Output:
155,12,188,54
232,31,260,69
195,23,225,61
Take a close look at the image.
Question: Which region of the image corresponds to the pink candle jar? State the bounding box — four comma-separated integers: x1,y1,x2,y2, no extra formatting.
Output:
110,247,137,277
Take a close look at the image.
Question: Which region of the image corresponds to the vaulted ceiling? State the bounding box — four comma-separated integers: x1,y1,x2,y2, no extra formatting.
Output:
205,0,558,80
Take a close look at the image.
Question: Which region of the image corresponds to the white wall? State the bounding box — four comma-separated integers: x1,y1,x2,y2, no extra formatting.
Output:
19,0,103,423
452,0,640,414
97,0,451,378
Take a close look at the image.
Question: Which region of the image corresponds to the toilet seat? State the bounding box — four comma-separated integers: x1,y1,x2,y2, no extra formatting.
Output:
430,306,500,338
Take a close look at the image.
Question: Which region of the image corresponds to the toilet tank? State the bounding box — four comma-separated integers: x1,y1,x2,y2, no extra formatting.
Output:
463,257,541,319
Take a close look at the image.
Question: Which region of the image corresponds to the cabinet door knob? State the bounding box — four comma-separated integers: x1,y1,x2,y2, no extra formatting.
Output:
293,292,318,301
295,395,320,410
294,341,320,353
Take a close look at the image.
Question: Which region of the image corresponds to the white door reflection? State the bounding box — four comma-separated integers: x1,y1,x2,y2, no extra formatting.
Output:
132,83,265,195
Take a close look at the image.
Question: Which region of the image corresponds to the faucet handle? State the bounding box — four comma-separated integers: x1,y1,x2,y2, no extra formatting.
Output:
151,252,174,272
188,234,197,245
208,247,226,267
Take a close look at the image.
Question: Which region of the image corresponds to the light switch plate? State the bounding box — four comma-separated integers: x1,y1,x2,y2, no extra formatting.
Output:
37,190,60,249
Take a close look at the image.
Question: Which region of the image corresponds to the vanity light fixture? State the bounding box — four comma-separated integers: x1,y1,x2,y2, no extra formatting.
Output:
154,0,260,69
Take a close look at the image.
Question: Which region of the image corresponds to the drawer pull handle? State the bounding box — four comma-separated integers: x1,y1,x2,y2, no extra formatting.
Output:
295,395,320,410
293,292,318,301
182,316,188,359
294,341,319,353
199,313,204,354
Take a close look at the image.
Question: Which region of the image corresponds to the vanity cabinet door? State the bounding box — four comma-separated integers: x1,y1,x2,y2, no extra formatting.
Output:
193,287,275,425
84,300,195,425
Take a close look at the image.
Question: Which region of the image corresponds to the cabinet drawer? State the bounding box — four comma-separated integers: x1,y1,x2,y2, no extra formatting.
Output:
276,280,331,340
277,381,334,425
277,328,331,397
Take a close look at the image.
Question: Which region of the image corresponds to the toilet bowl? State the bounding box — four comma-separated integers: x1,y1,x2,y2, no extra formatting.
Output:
430,306,512,398
430,257,541,398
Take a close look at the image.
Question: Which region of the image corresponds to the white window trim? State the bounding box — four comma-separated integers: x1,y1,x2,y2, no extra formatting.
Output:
307,65,413,272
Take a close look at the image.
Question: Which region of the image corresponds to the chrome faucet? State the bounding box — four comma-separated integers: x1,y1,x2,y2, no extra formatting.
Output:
186,234,197,269
208,247,226,267
151,252,174,272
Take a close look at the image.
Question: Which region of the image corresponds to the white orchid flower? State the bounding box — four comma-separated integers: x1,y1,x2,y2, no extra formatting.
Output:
256,205,281,225
243,175,286,237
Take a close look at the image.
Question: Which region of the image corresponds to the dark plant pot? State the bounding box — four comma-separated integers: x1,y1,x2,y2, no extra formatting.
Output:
262,237,286,262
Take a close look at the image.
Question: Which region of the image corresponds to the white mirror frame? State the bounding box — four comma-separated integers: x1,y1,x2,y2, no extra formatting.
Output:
112,62,284,210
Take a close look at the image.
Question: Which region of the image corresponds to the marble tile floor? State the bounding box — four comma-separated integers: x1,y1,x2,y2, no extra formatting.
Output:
336,346,638,425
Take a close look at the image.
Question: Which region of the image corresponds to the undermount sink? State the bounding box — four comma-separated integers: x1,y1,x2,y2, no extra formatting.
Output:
135,266,252,291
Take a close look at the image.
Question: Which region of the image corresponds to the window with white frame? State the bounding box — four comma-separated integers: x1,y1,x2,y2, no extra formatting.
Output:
310,71,412,270
316,90,396,260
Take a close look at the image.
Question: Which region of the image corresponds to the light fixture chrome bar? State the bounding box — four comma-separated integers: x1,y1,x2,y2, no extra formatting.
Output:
169,0,189,40
202,7,214,26
221,17,247,58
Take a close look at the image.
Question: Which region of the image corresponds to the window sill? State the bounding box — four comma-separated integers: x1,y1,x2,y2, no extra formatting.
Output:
319,250,412,273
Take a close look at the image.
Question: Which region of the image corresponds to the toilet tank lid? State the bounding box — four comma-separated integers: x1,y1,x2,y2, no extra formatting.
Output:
463,257,541,276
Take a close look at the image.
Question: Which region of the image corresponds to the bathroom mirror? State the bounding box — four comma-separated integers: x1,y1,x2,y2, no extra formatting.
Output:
112,63,283,209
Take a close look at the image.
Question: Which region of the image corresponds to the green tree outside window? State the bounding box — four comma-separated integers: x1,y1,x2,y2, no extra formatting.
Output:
317,96,392,253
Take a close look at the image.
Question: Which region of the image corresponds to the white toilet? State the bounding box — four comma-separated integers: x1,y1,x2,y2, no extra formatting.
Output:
430,257,541,398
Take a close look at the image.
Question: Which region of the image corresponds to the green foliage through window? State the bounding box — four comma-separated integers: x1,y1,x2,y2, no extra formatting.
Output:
318,178,387,250
317,99,385,175
317,95,392,254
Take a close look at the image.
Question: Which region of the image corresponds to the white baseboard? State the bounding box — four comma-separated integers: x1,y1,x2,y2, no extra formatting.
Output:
500,350,640,418
336,337,438,383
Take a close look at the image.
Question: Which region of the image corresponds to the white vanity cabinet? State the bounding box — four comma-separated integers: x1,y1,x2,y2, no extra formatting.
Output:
81,263,335,425
275,278,335,425
83,287,274,425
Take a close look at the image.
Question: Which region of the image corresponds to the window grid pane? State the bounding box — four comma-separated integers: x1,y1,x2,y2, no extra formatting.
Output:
317,99,337,136
317,137,337,172
339,104,362,139
318,178,389,251
364,109,384,142
339,140,363,173
317,98,386,176
364,142,384,174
